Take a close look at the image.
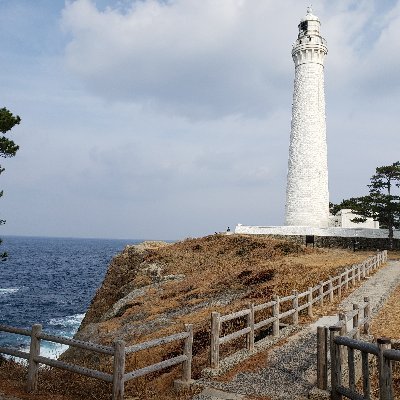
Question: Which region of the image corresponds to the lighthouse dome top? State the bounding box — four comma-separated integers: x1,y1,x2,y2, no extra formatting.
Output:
300,6,319,22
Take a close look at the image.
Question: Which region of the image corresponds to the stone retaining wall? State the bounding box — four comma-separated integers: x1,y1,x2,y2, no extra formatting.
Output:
234,226,400,250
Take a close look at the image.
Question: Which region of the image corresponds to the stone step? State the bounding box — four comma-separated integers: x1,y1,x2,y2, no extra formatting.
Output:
196,387,245,400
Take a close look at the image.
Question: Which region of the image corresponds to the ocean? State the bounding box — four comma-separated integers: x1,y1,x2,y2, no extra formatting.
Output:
0,235,141,359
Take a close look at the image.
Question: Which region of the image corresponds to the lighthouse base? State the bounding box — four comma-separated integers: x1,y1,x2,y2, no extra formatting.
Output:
234,224,400,239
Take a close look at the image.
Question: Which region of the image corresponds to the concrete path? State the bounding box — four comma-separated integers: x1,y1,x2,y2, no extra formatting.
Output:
194,261,400,400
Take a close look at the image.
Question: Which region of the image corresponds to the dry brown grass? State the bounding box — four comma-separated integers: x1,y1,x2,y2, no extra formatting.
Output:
370,280,400,398
0,235,380,400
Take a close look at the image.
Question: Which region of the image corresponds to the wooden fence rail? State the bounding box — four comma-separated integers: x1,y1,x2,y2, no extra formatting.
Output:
210,251,387,369
316,297,371,390
330,331,400,400
0,323,193,399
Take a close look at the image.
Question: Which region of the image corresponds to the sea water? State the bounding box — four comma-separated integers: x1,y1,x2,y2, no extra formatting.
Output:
0,236,141,359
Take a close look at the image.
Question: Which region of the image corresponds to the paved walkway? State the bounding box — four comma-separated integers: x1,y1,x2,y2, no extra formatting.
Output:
194,261,400,400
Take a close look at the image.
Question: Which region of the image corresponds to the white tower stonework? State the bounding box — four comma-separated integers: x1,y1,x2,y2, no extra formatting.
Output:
285,8,329,228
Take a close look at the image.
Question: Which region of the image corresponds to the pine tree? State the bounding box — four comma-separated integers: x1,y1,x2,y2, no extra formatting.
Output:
330,162,400,248
0,107,21,260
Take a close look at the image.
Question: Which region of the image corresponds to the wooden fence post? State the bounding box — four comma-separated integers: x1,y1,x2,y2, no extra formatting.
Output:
338,275,342,300
345,269,349,290
112,340,125,400
353,304,359,339
182,324,193,382
210,312,220,369
319,282,324,306
329,277,334,302
352,266,356,286
377,338,393,400
247,304,255,352
338,312,347,359
366,260,371,275
339,312,347,335
330,326,343,400
362,263,366,279
273,296,280,336
292,290,299,325
308,287,313,318
357,265,361,282
364,297,370,334
26,324,42,392
317,326,328,390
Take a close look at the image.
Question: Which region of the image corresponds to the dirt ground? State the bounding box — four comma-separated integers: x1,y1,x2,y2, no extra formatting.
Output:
370,279,400,398
371,283,400,340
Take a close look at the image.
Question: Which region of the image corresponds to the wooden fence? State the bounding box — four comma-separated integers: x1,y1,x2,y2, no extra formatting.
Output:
316,297,371,390
0,323,193,400
330,330,400,400
210,251,387,369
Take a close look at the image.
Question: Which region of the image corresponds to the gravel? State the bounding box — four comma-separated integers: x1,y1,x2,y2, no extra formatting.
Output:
194,260,400,400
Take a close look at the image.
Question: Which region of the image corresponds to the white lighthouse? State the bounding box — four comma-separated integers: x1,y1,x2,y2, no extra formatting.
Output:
285,7,329,228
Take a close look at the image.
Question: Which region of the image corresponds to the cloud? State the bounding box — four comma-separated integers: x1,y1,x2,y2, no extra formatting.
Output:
62,0,303,118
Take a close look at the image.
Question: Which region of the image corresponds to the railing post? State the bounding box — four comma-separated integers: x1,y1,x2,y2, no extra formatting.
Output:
182,324,193,382
246,304,255,352
362,262,366,279
366,259,371,275
330,326,343,400
337,274,342,300
377,338,393,400
353,304,360,339
210,312,220,368
363,297,370,334
308,287,313,318
112,340,125,400
351,266,356,286
338,312,347,359
292,290,299,325
319,282,324,306
273,295,280,336
339,312,347,336
26,324,42,392
317,326,328,390
345,268,349,290
329,277,334,302
357,265,361,282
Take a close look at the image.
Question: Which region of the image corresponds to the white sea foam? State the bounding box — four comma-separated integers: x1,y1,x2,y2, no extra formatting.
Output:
41,342,69,359
3,343,68,362
49,313,85,329
0,287,20,296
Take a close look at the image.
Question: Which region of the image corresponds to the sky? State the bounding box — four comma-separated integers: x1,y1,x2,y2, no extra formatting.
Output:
0,0,399,240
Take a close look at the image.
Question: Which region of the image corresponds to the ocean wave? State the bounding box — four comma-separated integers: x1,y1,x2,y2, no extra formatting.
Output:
2,342,68,362
0,288,20,296
49,313,85,329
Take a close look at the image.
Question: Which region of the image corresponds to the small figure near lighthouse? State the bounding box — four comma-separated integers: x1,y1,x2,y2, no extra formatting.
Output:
285,7,329,228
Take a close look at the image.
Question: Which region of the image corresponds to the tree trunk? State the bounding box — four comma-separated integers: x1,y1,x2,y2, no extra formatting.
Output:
388,222,394,250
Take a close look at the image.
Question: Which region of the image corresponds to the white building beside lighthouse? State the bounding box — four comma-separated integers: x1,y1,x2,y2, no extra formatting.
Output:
285,7,329,228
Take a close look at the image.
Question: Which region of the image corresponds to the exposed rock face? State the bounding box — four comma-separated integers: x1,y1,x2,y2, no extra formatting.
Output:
76,241,170,336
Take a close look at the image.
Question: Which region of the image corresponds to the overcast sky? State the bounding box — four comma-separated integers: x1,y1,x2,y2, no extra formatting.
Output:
1,0,399,240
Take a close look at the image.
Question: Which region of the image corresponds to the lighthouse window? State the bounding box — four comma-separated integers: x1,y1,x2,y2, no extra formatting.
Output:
300,21,308,32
